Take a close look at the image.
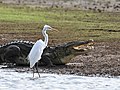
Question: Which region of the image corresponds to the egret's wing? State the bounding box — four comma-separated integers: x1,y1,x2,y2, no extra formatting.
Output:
28,40,46,68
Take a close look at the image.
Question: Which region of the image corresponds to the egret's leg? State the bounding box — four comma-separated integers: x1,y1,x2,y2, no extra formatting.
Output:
33,66,35,77
35,62,40,77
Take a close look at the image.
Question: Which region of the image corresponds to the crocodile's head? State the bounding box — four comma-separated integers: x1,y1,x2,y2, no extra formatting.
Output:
58,39,94,64
70,40,94,55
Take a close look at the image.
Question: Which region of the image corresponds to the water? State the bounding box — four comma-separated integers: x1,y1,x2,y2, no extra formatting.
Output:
0,68,120,90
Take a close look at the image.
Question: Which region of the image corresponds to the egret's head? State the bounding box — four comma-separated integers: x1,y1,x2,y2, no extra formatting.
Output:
43,25,58,32
43,25,52,31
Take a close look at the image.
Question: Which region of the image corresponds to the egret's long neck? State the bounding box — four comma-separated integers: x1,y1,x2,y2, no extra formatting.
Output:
42,30,48,46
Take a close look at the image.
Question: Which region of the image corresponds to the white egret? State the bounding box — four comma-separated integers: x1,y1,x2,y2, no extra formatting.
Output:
28,25,56,77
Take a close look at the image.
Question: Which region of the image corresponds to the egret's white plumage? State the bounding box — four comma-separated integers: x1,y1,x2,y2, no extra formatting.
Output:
28,40,46,68
28,25,52,69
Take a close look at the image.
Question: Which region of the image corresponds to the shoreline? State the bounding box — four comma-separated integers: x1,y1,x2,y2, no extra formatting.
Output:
1,65,120,78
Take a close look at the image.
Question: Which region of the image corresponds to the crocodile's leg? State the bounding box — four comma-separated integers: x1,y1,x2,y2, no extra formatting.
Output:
41,54,55,67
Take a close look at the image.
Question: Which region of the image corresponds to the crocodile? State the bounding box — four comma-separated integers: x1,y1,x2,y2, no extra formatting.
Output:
0,39,94,66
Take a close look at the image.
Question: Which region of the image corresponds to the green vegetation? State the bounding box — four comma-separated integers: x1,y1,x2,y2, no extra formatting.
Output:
0,4,120,44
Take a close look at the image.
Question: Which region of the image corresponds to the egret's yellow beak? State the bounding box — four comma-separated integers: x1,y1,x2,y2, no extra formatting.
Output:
51,28,59,32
